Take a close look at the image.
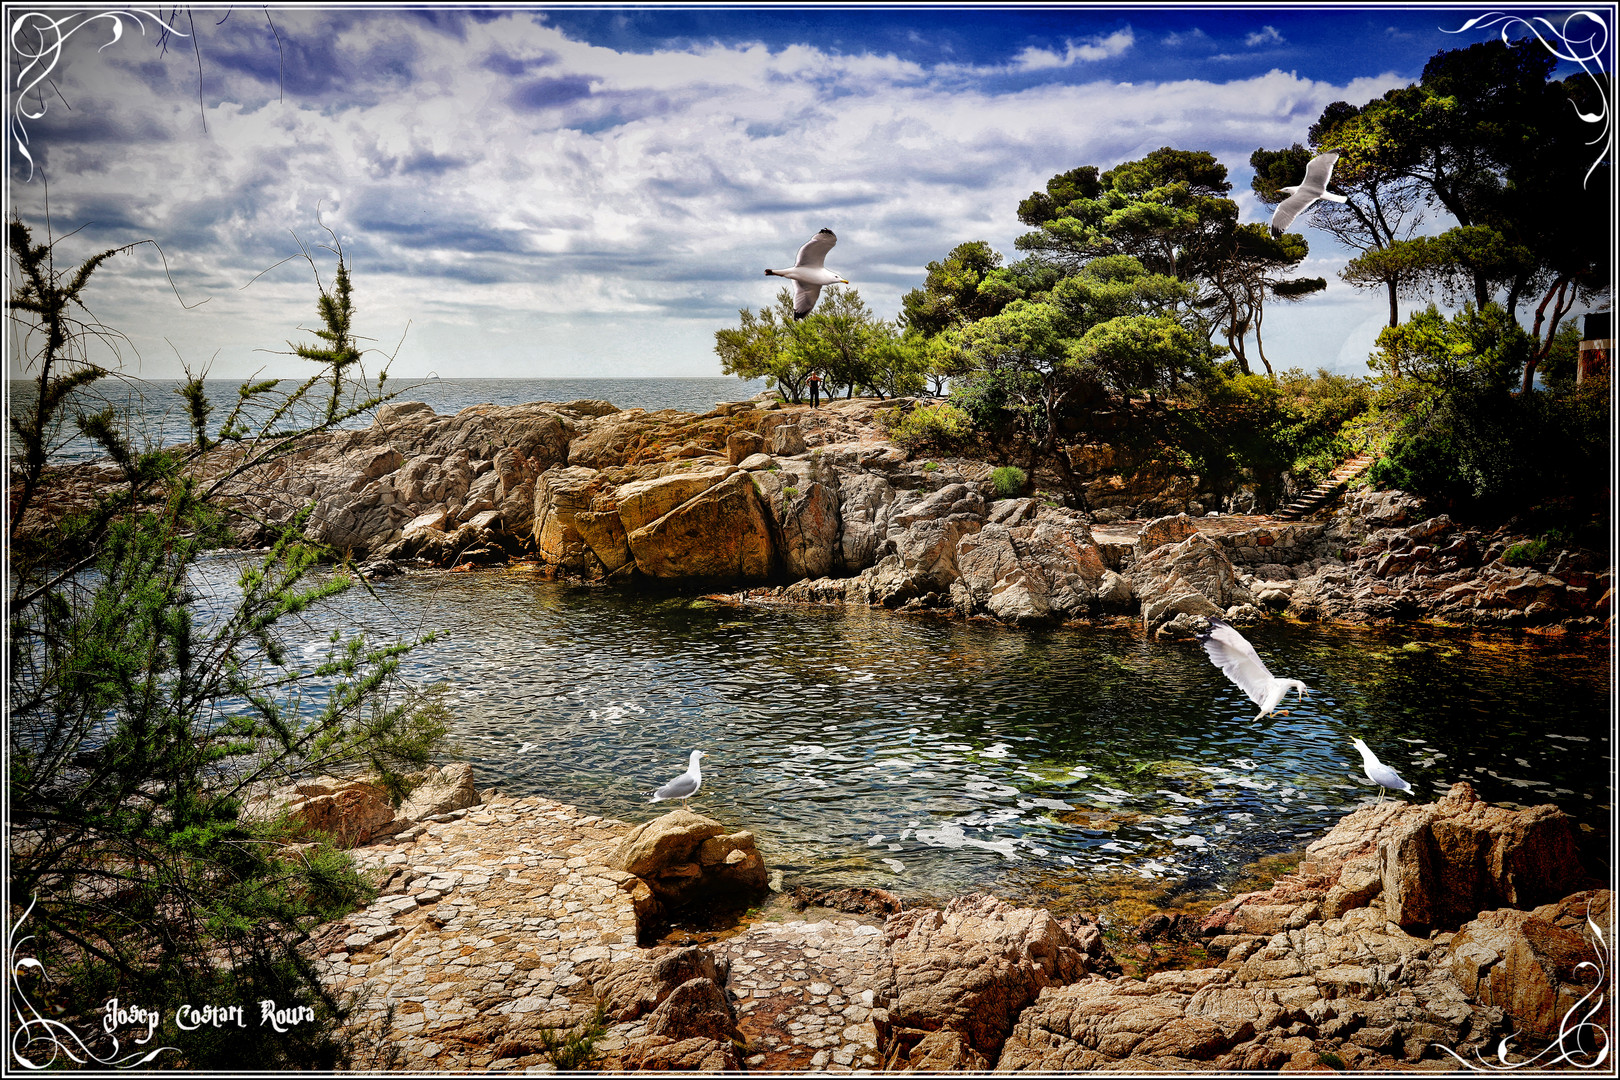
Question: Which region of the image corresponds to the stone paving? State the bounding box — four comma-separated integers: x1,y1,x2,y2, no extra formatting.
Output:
312,794,644,1070
311,793,901,1072
712,916,893,1072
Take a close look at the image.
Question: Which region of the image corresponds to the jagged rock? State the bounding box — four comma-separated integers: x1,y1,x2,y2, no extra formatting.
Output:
1376,783,1584,932
626,470,776,580
587,945,733,1024
532,466,613,571
768,422,808,456
1133,531,1253,630
883,892,1096,1058
726,430,765,464
951,510,1108,624
396,763,481,824
1448,893,1608,1040
250,776,400,847
1200,783,1585,942
605,808,769,908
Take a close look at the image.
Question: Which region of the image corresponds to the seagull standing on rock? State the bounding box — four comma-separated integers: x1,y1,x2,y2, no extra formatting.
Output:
1269,151,1346,236
651,750,706,805
1196,618,1310,720
1352,738,1414,802
765,228,848,319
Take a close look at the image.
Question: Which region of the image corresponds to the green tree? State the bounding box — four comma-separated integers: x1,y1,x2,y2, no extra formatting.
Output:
7,219,448,1068
715,289,816,403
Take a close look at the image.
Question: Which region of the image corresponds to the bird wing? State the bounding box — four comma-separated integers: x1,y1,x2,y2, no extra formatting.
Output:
1198,619,1276,708
795,228,837,269
653,772,699,800
1301,151,1339,195
792,281,824,319
1269,190,1314,236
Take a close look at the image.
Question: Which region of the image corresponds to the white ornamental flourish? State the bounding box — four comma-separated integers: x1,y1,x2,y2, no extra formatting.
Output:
1446,10,1613,186
1432,896,1611,1071
8,895,179,1069
7,8,188,181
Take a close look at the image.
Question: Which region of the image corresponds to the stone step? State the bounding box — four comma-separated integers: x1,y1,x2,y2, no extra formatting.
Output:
1273,453,1378,521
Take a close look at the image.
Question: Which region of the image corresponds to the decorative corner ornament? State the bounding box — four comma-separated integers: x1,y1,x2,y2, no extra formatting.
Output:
7,8,188,181
1445,10,1612,187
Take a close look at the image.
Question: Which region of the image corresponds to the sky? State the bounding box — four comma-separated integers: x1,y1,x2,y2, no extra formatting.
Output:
4,3,1613,383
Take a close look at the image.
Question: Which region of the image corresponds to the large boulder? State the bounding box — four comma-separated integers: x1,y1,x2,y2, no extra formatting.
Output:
396,763,481,822
532,466,614,571
247,775,399,847
1132,530,1254,631
883,892,1097,1058
1448,891,1610,1040
626,471,776,580
1375,783,1585,932
952,509,1109,623
752,460,843,580
605,809,769,909
1201,783,1586,939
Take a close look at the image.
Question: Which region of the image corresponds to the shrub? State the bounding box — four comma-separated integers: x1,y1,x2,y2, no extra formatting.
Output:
992,465,1028,497
878,401,974,451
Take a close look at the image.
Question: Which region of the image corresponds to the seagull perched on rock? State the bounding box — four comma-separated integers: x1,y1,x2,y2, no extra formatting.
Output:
1351,738,1414,802
651,750,706,804
1196,618,1309,720
765,228,848,319
1269,151,1346,236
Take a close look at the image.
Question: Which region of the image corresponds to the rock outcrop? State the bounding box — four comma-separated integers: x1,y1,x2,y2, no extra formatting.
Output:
301,763,1603,1073
23,393,1609,633
605,808,770,911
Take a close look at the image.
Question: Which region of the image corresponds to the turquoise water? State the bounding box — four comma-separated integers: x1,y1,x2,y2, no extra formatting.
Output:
8,377,769,463
239,559,1612,902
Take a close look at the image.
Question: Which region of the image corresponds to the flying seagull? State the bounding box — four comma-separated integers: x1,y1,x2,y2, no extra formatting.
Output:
1351,738,1414,802
765,228,849,319
1196,618,1310,720
651,750,706,804
1269,151,1346,237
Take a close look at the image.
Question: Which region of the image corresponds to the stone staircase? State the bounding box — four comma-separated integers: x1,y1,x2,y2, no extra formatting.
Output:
1273,451,1378,521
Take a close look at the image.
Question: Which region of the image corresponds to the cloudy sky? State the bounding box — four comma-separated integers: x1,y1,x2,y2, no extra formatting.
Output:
4,4,1603,383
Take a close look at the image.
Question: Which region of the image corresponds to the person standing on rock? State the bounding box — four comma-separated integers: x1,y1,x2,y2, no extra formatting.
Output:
807,370,823,408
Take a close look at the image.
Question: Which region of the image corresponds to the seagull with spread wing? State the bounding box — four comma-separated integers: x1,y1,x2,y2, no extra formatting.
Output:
766,228,849,319
1269,151,1346,237
1196,618,1310,720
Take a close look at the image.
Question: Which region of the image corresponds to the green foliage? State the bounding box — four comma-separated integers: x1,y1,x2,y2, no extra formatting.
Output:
717,286,915,401
1175,367,1373,504
7,220,447,1068
1366,304,1609,529
877,401,975,451
536,1001,610,1070
1502,532,1566,567
991,465,1028,498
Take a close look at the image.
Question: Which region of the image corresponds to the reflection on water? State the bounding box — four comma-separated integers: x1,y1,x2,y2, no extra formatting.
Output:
224,557,1612,899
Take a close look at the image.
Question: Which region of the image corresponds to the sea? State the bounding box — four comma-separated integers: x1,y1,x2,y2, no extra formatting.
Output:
7,377,771,464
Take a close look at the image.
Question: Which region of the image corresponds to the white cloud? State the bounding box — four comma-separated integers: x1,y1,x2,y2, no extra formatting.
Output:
1246,26,1285,48
1011,28,1135,70
8,12,1409,380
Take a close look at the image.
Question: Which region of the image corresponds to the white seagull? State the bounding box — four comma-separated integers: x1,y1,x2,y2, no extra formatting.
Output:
1351,738,1414,802
1196,618,1310,720
1269,151,1346,237
651,750,706,804
765,228,849,319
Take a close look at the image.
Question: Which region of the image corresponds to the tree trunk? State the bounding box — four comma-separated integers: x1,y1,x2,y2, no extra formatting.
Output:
1386,279,1399,328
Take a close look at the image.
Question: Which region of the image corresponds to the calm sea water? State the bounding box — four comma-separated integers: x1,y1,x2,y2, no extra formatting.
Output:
187,555,1611,905
7,377,770,463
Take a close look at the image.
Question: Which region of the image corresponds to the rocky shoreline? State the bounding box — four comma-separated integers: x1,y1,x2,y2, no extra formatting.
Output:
21,395,1611,635
290,766,1609,1072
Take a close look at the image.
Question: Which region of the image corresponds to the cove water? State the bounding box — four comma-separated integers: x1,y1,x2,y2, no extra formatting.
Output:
231,559,1610,905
